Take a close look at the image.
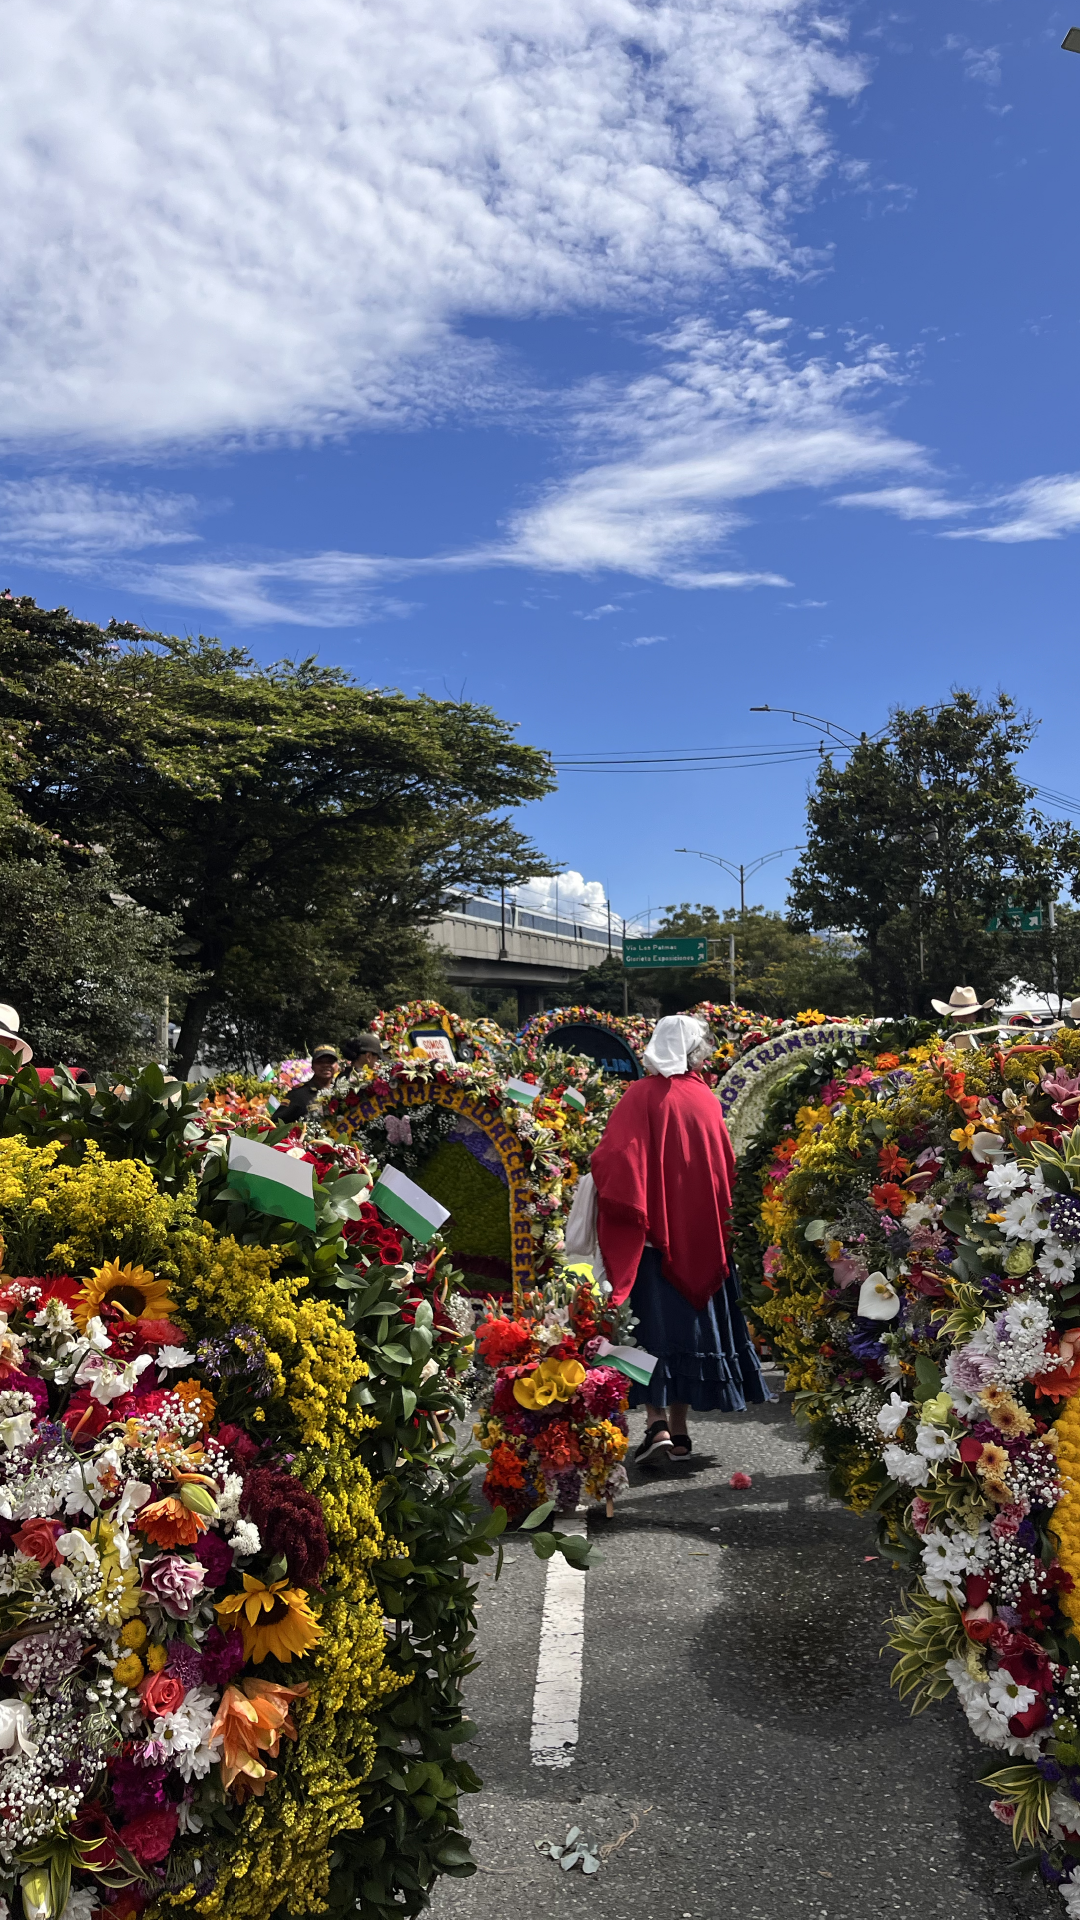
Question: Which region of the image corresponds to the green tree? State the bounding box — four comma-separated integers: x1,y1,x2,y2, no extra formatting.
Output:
787,691,1080,1016
0,595,555,1074
0,846,183,1074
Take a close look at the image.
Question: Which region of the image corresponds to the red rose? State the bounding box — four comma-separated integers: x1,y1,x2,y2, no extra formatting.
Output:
139,1671,186,1719
12,1517,64,1567
965,1574,991,1609
118,1805,178,1865
958,1435,984,1466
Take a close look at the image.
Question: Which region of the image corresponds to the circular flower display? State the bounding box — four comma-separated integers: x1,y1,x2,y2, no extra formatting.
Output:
0,1137,398,1920
740,1023,1080,1905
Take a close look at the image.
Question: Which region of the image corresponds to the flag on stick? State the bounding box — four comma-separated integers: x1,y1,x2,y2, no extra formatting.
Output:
504,1077,541,1107
228,1137,316,1230
370,1165,450,1245
593,1338,658,1388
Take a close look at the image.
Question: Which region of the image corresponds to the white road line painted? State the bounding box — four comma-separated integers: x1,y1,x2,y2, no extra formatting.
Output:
529,1515,587,1769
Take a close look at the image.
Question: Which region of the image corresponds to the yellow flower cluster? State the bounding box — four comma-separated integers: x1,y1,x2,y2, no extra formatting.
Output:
582,1419,629,1499
1052,1394,1080,1638
157,1223,404,1920
0,1137,182,1279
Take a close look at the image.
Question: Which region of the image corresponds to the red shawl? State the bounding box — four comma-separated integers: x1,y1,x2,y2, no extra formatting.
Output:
590,1072,735,1310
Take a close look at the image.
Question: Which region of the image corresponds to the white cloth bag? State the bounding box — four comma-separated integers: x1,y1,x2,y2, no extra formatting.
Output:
561,1171,608,1291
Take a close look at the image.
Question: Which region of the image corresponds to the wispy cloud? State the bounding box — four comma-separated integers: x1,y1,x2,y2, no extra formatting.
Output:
621,634,667,648
0,0,864,449
833,484,974,521
945,475,1080,543
0,324,934,622
0,478,202,556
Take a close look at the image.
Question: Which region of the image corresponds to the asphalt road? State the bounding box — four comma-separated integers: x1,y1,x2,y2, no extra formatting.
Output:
431,1391,1060,1920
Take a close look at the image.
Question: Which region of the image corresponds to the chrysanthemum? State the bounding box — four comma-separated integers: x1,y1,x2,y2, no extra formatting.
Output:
215,1575,321,1663
74,1261,176,1331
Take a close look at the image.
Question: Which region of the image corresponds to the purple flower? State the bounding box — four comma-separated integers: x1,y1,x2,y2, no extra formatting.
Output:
846,1320,885,1362
1050,1196,1080,1248
199,1625,245,1687
194,1530,234,1588
111,1759,167,1819
165,1641,204,1688
139,1554,207,1619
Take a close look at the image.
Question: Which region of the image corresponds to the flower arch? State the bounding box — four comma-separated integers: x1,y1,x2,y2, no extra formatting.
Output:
317,1079,536,1312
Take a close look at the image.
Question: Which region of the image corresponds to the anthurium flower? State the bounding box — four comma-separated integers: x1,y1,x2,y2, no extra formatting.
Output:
857,1274,900,1321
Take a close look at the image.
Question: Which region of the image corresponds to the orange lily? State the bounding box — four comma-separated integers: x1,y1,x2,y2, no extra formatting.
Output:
210,1677,309,1800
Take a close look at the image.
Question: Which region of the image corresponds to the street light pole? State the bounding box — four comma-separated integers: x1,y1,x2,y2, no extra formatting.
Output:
675,845,806,915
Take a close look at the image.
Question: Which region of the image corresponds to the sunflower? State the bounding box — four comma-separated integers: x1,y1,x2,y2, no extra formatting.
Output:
74,1261,176,1331
215,1575,322,1664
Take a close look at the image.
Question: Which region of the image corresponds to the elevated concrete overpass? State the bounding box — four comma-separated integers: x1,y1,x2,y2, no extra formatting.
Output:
428,894,621,1020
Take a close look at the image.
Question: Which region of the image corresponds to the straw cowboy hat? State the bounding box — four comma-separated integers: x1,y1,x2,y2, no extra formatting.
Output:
0,1004,32,1066
931,985,995,1019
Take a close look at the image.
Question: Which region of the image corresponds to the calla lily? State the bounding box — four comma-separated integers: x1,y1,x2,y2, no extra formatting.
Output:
512,1356,586,1410
857,1274,901,1321
971,1131,1005,1164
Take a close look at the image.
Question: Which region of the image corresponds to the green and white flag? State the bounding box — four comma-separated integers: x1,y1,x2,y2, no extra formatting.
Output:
562,1086,586,1112
504,1077,540,1107
227,1136,316,1230
594,1338,658,1388
370,1165,450,1245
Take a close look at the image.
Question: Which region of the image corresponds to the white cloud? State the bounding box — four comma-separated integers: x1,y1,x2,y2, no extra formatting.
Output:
516,871,611,928
0,478,202,555
945,475,1080,544
3,323,934,621
621,634,667,647
490,321,924,578
0,0,864,448
832,484,973,520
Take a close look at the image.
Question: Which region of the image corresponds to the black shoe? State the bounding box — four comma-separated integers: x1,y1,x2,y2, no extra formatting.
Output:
670,1434,692,1460
635,1421,674,1465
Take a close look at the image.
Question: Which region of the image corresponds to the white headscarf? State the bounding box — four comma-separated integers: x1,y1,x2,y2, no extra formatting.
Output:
643,1013,710,1078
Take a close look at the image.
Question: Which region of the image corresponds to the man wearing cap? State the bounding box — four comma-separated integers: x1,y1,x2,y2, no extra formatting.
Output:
275,1045,340,1126
340,1033,388,1073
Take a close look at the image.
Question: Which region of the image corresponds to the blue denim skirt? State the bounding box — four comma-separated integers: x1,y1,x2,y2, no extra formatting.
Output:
627,1246,767,1413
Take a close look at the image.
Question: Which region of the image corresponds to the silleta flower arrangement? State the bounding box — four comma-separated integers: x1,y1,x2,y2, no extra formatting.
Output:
307,1024,623,1282
472,1276,630,1521
742,1023,1080,1907
0,1136,399,1920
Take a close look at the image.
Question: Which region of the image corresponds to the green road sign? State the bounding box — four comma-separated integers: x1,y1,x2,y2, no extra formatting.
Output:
985,901,1045,934
623,936,708,970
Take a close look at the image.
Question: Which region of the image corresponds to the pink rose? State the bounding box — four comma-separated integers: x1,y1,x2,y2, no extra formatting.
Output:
910,1496,931,1536
139,1553,207,1618
139,1671,186,1719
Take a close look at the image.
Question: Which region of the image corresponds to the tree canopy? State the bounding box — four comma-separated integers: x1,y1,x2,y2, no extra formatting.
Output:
787,691,1080,1015
0,594,555,1072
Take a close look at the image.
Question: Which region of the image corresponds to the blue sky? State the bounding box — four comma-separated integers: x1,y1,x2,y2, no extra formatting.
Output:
2,0,1079,929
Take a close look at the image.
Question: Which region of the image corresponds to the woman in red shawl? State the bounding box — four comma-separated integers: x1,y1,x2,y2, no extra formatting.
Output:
590,1013,765,1465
